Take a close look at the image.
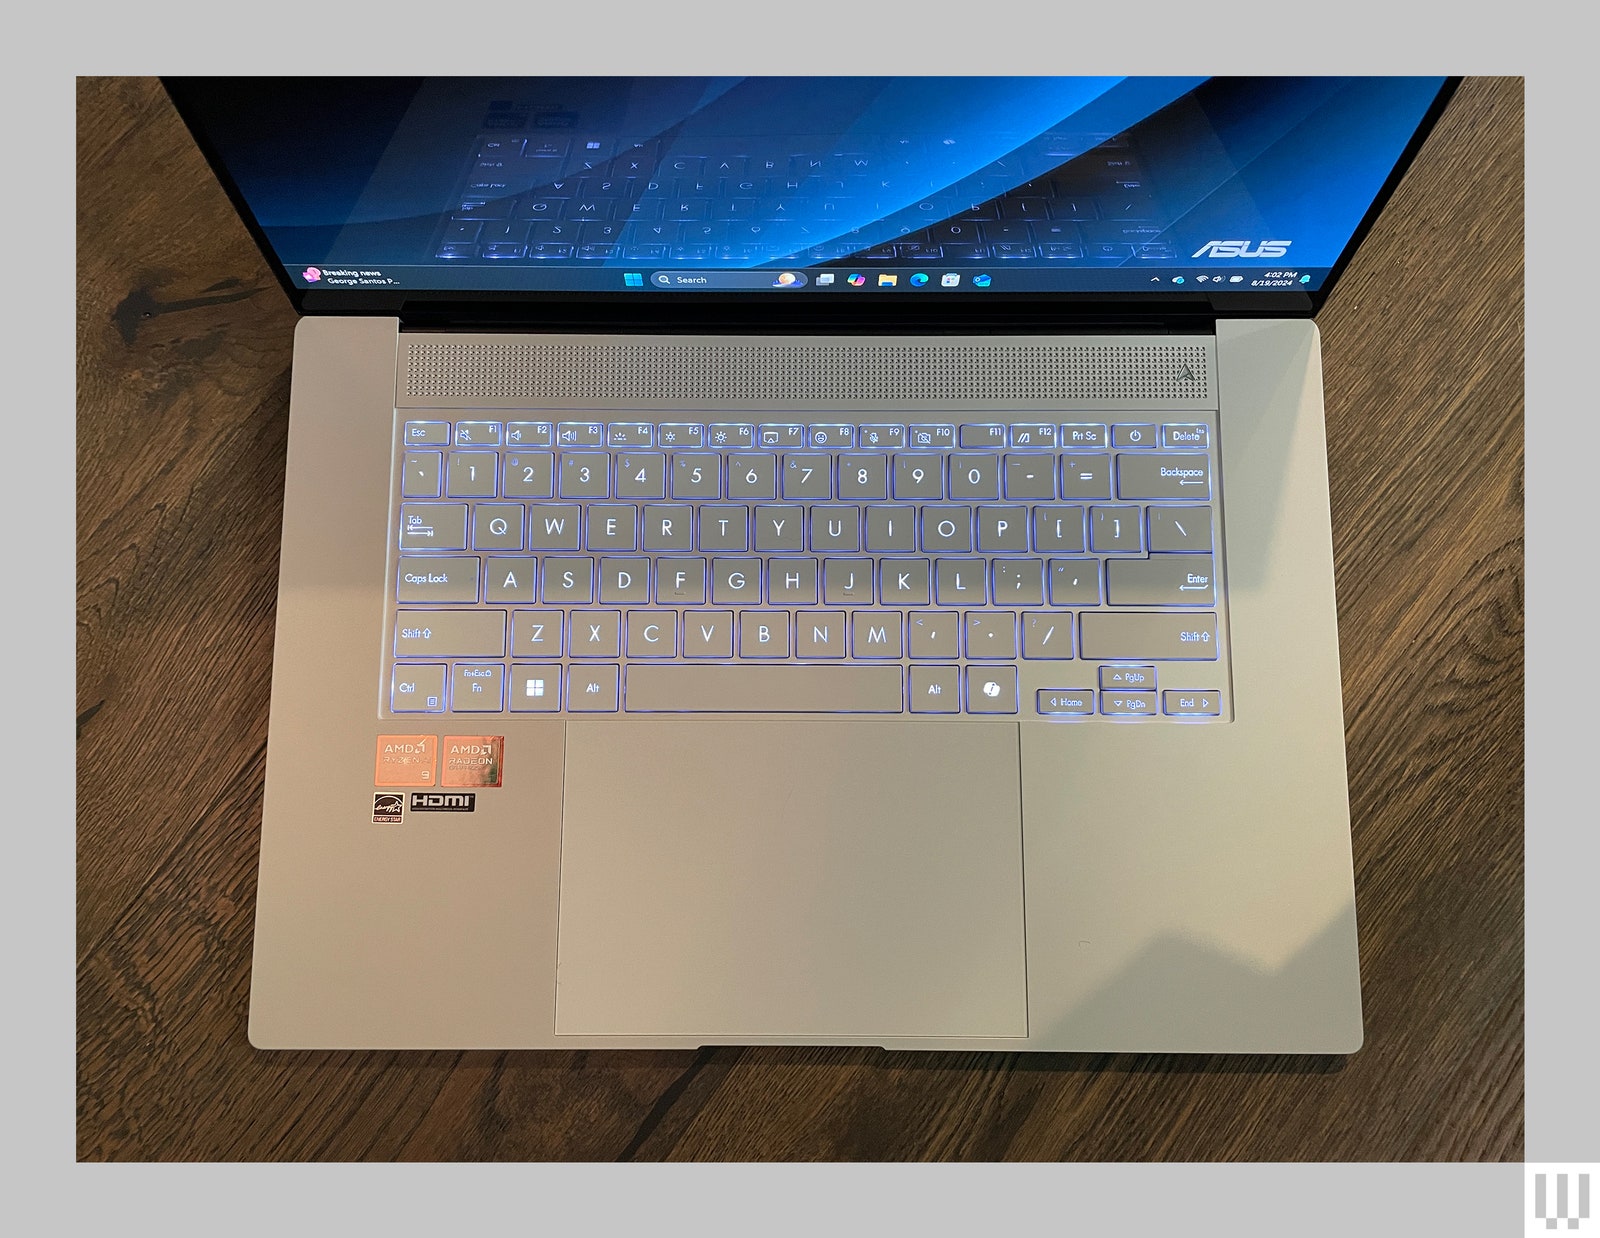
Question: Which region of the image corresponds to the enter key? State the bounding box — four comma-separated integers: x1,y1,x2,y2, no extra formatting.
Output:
1106,554,1215,605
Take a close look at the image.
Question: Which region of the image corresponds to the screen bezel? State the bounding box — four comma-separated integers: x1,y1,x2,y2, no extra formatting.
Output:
162,75,1461,328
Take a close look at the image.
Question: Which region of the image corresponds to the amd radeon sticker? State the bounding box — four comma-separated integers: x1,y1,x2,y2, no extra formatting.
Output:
408,791,476,813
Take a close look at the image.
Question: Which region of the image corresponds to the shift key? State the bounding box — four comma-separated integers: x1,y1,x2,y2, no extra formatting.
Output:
1080,612,1218,659
394,610,505,657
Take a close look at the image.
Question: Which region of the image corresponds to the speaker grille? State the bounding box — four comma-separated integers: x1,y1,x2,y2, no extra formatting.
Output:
403,338,1211,403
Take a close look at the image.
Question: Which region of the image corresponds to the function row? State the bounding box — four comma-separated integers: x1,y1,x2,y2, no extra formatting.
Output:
391,608,1221,663
391,662,1220,719
402,418,1206,451
400,451,1212,504
397,502,1212,558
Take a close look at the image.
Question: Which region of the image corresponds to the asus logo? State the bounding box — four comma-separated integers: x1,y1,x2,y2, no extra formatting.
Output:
1191,240,1293,259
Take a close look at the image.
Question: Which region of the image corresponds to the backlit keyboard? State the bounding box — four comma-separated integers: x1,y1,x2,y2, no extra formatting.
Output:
385,413,1231,719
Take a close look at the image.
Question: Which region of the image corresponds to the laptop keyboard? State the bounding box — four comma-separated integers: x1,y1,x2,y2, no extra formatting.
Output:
435,131,1169,265
384,414,1231,720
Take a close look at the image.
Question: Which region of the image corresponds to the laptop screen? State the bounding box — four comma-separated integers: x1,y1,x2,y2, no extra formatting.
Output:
169,76,1451,305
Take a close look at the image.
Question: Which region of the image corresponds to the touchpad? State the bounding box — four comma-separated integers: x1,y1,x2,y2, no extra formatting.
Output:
555,721,1027,1040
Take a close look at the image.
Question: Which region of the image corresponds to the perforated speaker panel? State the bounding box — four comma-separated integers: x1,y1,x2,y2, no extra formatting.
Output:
398,333,1216,409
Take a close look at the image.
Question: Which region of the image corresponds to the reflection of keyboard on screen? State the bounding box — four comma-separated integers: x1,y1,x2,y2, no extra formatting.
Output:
385,413,1232,720
432,132,1176,265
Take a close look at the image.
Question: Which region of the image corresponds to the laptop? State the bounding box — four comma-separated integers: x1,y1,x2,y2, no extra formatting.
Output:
164,75,1456,1052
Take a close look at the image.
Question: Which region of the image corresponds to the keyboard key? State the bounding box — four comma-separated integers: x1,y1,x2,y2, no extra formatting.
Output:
473,504,524,551
864,504,916,552
1163,423,1209,449
881,558,931,606
908,423,955,449
511,610,564,657
394,611,505,659
1079,612,1219,660
615,453,667,499
559,452,610,498
1004,454,1056,500
992,560,1044,606
401,451,442,498
1148,506,1213,553
568,664,620,711
1111,423,1157,449
1100,665,1156,689
909,611,960,659
708,423,756,449
399,502,467,551
782,453,831,499
795,610,846,657
949,453,1000,500
837,453,888,501
1163,690,1222,716
1100,691,1157,717
893,454,944,500
712,557,762,605
769,558,818,605
624,664,903,713
584,504,638,552
1037,689,1093,715
447,452,497,497
510,665,562,712
454,421,502,447
526,504,581,550
484,557,535,603
1118,453,1211,500
759,423,806,448
958,424,1006,448
935,558,987,605
966,666,1018,714
1090,505,1143,553
1061,423,1107,448
451,664,505,711
505,421,552,448
1060,454,1111,499
1023,614,1073,658
823,558,874,605
1032,505,1085,552
607,422,654,447
739,611,791,657
977,505,1029,554
671,454,721,499
656,558,707,604
658,423,705,448
627,611,678,656
697,505,749,552
641,505,694,552
1048,559,1101,605
598,557,650,604
808,423,854,448
1106,554,1215,605
542,557,595,603
910,666,961,713
852,611,903,657
403,420,450,446
965,613,1018,659
727,453,777,500
391,663,446,712
921,505,972,552
683,610,735,658
1009,423,1057,448
811,504,862,552
556,421,605,447
857,423,906,449
503,453,554,498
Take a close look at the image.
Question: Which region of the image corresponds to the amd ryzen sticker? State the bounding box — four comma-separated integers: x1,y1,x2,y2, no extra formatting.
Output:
372,792,404,824
409,791,476,813
441,735,504,787
375,735,437,786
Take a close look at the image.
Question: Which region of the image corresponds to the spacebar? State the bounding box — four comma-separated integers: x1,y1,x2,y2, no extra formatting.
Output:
624,665,904,713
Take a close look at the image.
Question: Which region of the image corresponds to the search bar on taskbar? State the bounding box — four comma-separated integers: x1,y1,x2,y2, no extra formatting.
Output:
651,270,808,289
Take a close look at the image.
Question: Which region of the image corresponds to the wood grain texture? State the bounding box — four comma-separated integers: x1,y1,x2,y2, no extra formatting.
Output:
76,77,1523,1161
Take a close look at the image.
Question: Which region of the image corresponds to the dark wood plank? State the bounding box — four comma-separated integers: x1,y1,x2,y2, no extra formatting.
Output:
76,76,1522,1161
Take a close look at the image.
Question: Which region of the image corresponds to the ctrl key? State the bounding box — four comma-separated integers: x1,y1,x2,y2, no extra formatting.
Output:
1037,689,1094,716
392,664,446,712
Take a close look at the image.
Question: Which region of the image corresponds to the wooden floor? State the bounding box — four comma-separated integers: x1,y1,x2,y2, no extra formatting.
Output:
76,77,1523,1160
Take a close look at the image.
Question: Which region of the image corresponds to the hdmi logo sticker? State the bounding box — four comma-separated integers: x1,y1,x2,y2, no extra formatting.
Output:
409,791,476,813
